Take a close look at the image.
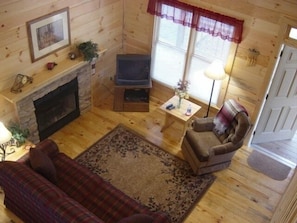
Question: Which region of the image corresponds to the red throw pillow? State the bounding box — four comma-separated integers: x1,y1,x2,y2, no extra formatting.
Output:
29,148,57,184
117,214,154,223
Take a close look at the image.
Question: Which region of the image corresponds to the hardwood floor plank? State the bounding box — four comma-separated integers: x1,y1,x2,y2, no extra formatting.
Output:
1,95,294,223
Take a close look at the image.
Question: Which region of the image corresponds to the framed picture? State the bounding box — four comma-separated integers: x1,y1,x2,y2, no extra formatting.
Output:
27,8,70,62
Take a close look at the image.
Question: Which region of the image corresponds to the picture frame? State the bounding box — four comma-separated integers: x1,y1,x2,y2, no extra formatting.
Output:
27,7,70,62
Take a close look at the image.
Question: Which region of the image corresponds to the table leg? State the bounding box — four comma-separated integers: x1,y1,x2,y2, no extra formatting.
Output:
181,118,194,140
161,113,175,132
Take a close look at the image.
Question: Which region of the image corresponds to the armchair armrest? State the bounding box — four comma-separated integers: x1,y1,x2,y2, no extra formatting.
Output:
192,117,214,132
209,142,240,157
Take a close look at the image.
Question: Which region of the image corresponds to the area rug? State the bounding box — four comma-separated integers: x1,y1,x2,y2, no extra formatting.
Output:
247,149,291,181
75,124,215,223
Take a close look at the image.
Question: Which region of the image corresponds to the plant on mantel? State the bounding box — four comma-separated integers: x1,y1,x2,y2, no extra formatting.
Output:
77,40,99,63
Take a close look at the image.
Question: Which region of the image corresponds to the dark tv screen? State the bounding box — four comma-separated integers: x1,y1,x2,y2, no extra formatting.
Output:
116,54,151,86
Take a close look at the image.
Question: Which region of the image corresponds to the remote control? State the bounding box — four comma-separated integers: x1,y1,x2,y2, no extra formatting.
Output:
166,103,173,109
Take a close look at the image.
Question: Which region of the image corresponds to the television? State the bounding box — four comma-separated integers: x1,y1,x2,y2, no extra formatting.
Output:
115,54,151,86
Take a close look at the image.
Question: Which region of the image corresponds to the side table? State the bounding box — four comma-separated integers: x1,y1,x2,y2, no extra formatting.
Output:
160,96,201,138
5,143,33,161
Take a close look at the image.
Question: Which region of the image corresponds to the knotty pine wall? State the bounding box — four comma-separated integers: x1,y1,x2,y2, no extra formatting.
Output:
124,0,297,123
1,0,297,128
0,0,124,123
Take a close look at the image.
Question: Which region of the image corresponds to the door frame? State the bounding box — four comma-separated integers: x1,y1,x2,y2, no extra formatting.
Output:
247,17,297,146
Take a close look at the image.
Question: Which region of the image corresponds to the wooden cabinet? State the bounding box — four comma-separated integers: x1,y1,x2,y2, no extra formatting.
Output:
113,81,152,112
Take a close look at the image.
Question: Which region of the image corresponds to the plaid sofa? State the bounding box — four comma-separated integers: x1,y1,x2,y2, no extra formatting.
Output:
0,139,170,223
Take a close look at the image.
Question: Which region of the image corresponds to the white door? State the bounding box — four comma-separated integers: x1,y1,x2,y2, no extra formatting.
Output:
252,45,297,143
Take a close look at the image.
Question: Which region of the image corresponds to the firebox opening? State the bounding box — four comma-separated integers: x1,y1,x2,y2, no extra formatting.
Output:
34,78,80,141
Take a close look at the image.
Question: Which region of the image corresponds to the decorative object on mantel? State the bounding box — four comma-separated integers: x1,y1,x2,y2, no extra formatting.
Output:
47,62,57,70
0,122,13,161
174,79,190,108
247,48,260,66
77,40,99,63
68,52,77,60
8,122,30,147
27,7,70,62
10,74,33,93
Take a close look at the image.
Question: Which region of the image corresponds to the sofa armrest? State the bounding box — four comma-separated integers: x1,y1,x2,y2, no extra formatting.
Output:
192,117,214,132
0,161,102,223
18,139,59,164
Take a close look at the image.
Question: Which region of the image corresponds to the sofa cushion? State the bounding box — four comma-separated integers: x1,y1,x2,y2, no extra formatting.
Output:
30,148,57,183
117,214,154,223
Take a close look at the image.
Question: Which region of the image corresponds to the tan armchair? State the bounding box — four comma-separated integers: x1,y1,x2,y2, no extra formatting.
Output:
181,102,251,175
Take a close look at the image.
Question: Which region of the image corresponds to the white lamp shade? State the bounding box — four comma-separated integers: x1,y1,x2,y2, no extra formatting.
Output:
204,60,226,80
0,122,12,144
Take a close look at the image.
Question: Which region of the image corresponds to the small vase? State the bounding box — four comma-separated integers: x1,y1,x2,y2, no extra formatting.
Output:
177,96,182,108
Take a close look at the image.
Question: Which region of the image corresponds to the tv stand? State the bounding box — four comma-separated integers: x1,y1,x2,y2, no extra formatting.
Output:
113,81,152,112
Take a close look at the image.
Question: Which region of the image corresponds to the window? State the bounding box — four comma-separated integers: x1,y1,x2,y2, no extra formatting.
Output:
187,22,233,104
152,18,190,87
148,0,243,106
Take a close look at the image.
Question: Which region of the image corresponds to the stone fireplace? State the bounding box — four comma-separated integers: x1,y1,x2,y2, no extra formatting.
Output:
1,61,92,144
34,77,80,141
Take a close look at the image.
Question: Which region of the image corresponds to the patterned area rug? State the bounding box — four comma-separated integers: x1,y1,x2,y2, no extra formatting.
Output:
75,124,215,223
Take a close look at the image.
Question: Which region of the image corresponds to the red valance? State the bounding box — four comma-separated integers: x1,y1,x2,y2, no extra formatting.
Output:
147,0,244,43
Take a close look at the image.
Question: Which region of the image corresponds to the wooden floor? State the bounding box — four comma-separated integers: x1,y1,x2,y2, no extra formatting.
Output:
252,133,297,167
0,95,295,223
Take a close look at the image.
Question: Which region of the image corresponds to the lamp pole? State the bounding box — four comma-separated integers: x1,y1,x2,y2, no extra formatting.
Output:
203,60,226,118
205,79,215,118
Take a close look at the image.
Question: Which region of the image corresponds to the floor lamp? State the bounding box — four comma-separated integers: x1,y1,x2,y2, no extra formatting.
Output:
204,60,226,118
0,122,12,161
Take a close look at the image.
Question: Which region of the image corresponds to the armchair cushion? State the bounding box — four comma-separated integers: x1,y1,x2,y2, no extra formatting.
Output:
186,130,221,161
192,117,214,132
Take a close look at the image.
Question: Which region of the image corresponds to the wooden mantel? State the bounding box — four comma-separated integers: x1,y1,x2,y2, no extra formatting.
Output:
0,58,87,104
0,48,107,104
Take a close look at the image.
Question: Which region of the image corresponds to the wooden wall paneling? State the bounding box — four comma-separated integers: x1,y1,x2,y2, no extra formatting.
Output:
92,54,117,106
0,96,17,124
271,170,297,223
0,26,27,55
0,0,124,122
231,63,266,95
69,0,102,17
123,36,151,53
248,0,297,17
123,0,153,53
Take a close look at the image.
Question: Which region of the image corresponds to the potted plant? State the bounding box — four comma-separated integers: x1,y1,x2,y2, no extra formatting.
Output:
8,122,30,146
77,41,99,63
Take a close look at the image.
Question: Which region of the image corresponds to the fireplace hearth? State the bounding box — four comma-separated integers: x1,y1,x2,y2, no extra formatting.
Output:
34,78,80,141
